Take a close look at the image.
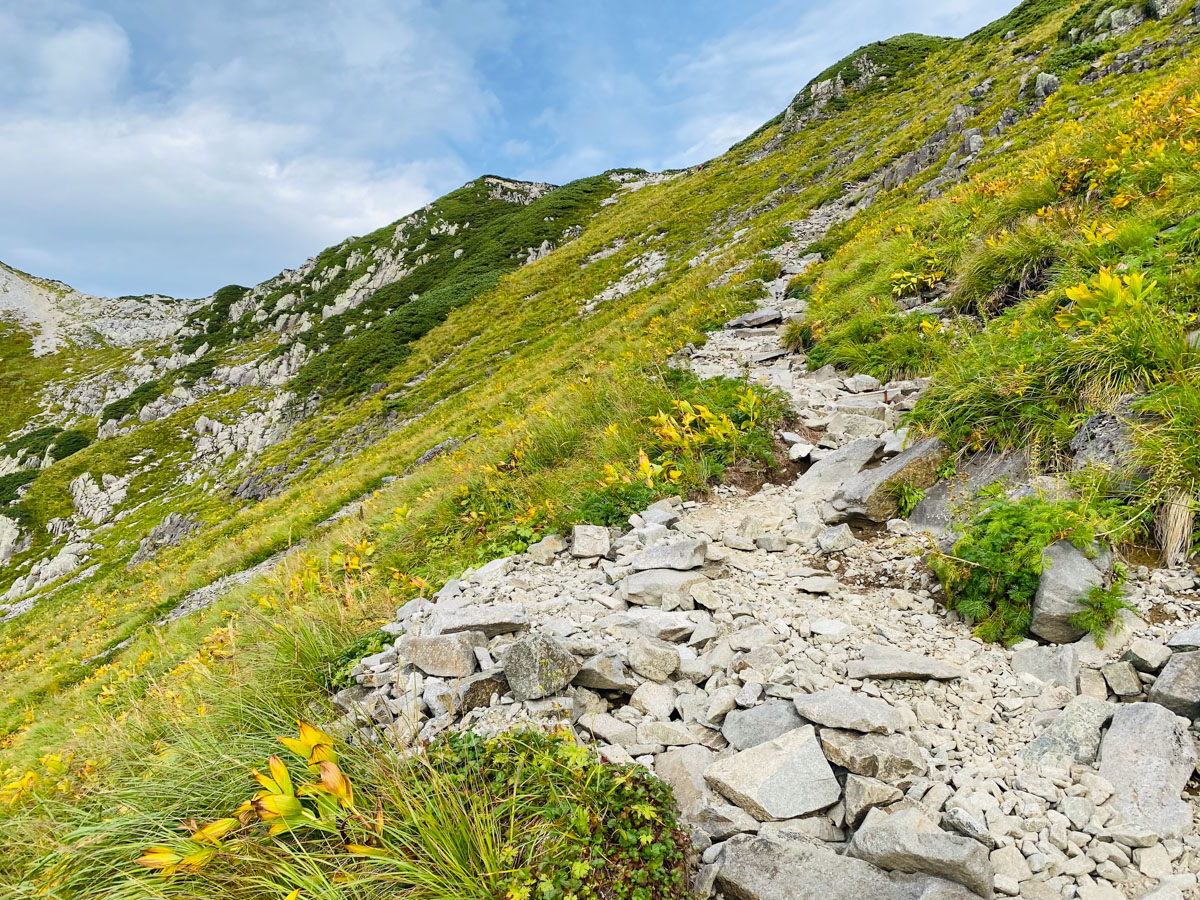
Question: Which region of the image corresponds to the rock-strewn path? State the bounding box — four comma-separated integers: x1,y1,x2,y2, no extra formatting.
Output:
338,199,1200,900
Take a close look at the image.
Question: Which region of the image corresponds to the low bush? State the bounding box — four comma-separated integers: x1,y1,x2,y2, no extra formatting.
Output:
929,493,1119,645
0,470,38,506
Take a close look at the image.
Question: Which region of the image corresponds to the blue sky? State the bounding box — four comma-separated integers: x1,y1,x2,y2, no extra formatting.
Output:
0,0,1017,298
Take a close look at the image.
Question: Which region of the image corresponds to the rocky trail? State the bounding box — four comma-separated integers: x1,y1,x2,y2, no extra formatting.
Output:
335,201,1200,900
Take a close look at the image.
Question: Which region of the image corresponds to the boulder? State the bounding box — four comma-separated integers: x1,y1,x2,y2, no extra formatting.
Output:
716,833,987,900
1167,624,1200,651
1123,638,1171,673
653,744,715,813
1011,644,1079,691
571,524,610,558
793,688,908,734
722,700,806,750
1147,650,1200,718
1029,541,1112,643
572,650,638,692
848,801,995,898
401,633,479,678
847,643,964,681
1099,702,1196,840
909,452,1028,536
502,633,580,700
1020,695,1113,765
794,438,884,499
454,669,508,714
817,524,858,554
1101,660,1141,698
429,602,528,638
705,725,840,820
830,438,947,523
628,538,707,571
819,729,927,781
526,534,567,564
620,568,708,604
628,636,680,682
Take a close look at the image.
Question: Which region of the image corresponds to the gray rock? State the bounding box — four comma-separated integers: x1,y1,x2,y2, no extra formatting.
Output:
819,729,927,782
1101,660,1141,698
526,534,567,564
454,669,508,714
831,438,947,523
653,744,715,813
691,799,760,840
705,725,841,820
722,700,806,750
754,534,789,552
817,524,858,554
578,712,636,746
795,575,839,595
628,538,707,571
621,568,708,604
1147,650,1200,718
572,650,638,692
401,633,479,678
1033,72,1059,99
727,308,782,328
1099,702,1196,840
847,643,964,681
628,636,680,681
793,688,907,734
1019,695,1113,765
571,524,610,558
1123,638,1171,673
637,720,695,747
502,633,580,700
941,805,995,850
716,833,987,900
844,774,904,828
1011,644,1079,691
1029,541,1111,643
849,801,994,898
909,452,1027,536
1167,624,1200,651
794,438,884,499
429,602,528,638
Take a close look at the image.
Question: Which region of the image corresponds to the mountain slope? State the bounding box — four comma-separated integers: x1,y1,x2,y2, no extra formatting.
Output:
4,0,1200,894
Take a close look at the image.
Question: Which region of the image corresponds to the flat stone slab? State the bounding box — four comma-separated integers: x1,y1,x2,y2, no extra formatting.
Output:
705,725,840,820
428,602,528,638
628,538,707,572
717,833,987,900
620,568,708,604
1012,644,1079,691
793,688,908,734
847,643,964,681
1099,702,1196,840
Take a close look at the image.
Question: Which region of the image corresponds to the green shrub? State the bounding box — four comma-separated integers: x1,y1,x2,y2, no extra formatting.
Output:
575,481,657,526
890,480,926,517
929,493,1113,645
49,429,91,461
99,380,163,425
0,470,38,505
1047,40,1115,74
3,426,61,460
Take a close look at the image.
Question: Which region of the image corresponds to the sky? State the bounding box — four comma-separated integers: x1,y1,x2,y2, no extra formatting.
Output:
0,0,1018,298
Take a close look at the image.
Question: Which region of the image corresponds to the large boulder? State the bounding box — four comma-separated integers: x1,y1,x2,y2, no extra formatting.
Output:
620,568,708,605
794,438,883,499
1099,702,1196,840
830,438,947,523
399,633,479,678
1011,644,1079,691
848,801,995,898
571,524,610,558
909,452,1028,536
705,725,840,820
1029,541,1111,644
716,833,987,900
502,633,580,700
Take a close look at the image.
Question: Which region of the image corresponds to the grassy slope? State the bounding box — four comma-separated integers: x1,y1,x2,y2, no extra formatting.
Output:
4,0,1200,892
